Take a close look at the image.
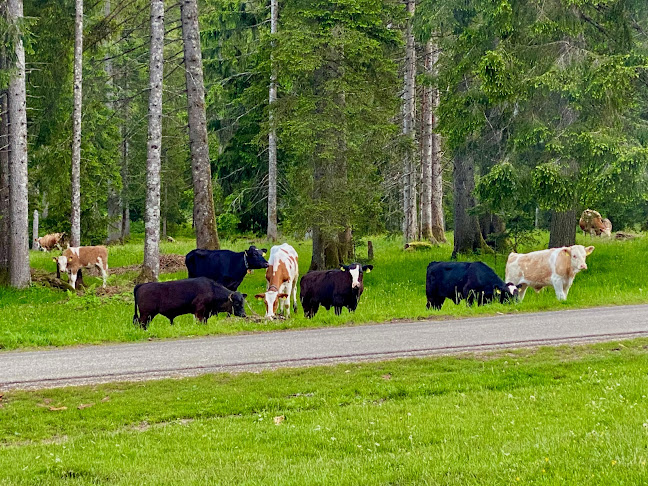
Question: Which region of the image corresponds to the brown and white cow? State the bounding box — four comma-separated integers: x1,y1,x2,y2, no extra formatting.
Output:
601,218,612,237
35,232,65,251
579,209,607,237
53,246,109,289
254,243,299,318
505,245,594,301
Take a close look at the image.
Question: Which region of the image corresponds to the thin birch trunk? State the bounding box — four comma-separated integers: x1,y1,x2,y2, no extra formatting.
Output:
402,0,417,243
0,68,9,279
7,0,30,288
180,0,220,250
420,41,435,243
70,0,83,247
120,92,130,242
140,0,164,282
32,210,39,250
428,39,445,243
267,0,278,241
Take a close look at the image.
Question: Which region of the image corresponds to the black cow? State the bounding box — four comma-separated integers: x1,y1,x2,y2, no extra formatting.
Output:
133,277,247,329
300,263,373,318
185,245,268,291
426,261,518,310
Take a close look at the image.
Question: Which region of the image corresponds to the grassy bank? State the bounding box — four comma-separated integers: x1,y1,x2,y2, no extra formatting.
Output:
0,233,647,349
1,340,647,484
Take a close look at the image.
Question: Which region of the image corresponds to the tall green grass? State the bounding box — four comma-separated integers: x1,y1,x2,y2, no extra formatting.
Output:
1,340,647,484
1,233,647,349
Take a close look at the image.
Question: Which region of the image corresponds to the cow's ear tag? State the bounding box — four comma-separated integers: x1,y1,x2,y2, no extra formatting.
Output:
366,268,371,273
255,294,264,300
262,252,266,256
495,289,501,295
340,267,345,271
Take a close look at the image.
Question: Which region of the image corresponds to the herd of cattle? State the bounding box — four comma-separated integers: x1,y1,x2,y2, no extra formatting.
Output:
33,207,610,328
43,233,598,329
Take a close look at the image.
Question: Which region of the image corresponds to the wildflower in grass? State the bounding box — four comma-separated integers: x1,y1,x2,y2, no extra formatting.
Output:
612,460,617,466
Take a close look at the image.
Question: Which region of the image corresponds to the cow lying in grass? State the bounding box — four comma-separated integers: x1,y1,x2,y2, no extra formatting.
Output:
133,277,247,329
53,245,108,289
505,245,594,301
426,261,518,310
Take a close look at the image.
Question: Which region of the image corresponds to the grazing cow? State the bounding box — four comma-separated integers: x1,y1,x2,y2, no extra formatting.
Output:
505,245,594,301
35,232,65,251
254,243,299,318
601,218,612,237
579,209,607,237
133,277,247,329
185,245,268,291
53,246,108,289
425,261,518,310
300,263,373,318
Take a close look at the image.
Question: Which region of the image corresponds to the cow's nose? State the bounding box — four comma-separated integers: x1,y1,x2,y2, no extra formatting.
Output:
580,264,587,270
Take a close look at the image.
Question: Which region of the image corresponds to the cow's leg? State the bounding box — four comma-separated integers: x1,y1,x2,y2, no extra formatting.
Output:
551,277,567,300
292,279,298,313
68,271,77,289
334,306,342,316
96,261,108,288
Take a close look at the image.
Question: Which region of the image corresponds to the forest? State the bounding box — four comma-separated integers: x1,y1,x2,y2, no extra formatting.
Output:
1,0,647,289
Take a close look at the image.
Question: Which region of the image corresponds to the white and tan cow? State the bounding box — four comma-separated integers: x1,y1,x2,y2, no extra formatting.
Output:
254,243,298,318
35,232,65,251
53,245,109,289
505,245,594,301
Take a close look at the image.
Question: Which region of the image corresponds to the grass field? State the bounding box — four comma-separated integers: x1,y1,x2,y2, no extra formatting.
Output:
1,339,647,484
0,232,647,350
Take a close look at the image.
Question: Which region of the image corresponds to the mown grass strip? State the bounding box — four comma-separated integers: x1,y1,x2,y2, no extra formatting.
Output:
1,339,647,484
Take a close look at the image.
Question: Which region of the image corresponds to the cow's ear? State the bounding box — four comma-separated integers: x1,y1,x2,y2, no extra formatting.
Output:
261,248,267,255
52,257,57,263
278,293,288,299
362,265,373,273
255,294,265,300
585,245,595,255
241,293,248,299
563,247,571,255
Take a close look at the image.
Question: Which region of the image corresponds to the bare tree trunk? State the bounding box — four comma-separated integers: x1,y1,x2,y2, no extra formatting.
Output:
428,40,445,243
452,152,486,257
267,0,279,241
180,0,220,250
7,0,30,288
420,40,437,244
139,0,164,282
0,62,9,281
32,210,39,250
70,0,83,247
401,0,417,243
549,210,577,248
120,124,130,242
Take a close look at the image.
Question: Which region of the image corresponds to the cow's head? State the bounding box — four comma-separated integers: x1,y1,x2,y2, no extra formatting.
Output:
341,263,373,289
228,292,248,318
245,246,269,270
255,287,289,318
53,255,69,273
565,245,595,272
496,282,520,303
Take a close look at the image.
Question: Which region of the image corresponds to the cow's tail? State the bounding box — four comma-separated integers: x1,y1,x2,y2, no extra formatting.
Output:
133,284,142,324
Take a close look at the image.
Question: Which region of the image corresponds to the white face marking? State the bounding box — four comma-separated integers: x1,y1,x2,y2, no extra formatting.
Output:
349,266,361,289
569,246,588,272
507,284,517,295
56,256,68,272
264,291,278,318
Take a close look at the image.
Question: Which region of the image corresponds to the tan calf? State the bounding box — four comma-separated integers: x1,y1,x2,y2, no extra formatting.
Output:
255,243,299,318
54,246,109,289
505,245,594,301
36,233,65,251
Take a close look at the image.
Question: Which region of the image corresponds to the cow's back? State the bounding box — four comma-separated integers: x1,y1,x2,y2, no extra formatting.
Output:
186,249,241,283
505,248,556,288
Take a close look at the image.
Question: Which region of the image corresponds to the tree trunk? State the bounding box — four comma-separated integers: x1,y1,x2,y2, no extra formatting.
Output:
32,210,39,250
120,125,130,242
428,40,445,243
452,152,486,257
140,0,164,282
267,0,279,241
7,0,30,288
180,0,220,250
70,0,83,247
0,75,9,282
420,39,438,244
401,0,417,243
549,210,577,248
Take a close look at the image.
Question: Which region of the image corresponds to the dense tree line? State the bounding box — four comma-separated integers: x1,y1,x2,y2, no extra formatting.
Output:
1,0,647,287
